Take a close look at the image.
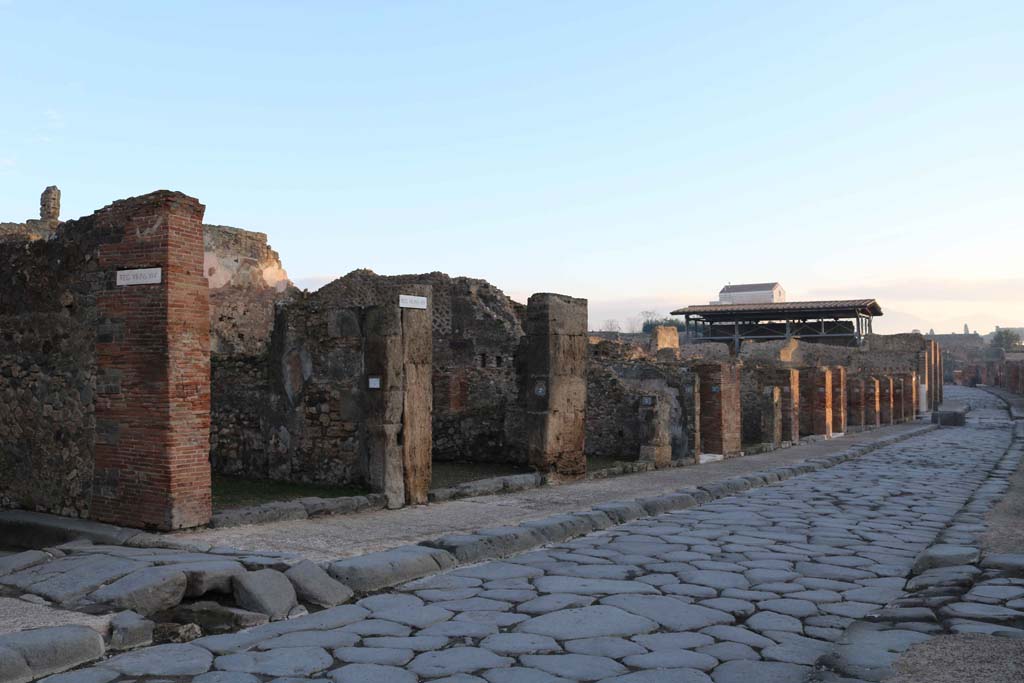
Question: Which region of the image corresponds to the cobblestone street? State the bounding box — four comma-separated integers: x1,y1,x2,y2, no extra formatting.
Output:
34,387,1024,682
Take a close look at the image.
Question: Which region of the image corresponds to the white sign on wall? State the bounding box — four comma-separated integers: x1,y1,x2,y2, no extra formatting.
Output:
398,294,428,310
116,268,162,286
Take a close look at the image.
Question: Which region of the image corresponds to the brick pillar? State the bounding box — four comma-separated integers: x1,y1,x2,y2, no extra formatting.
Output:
878,376,894,425
847,377,865,430
520,293,587,482
92,191,211,530
696,362,742,456
799,367,832,437
364,284,433,508
830,366,847,434
761,386,782,448
864,377,881,428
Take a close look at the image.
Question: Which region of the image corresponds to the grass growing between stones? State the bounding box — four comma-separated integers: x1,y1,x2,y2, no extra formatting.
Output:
212,475,369,510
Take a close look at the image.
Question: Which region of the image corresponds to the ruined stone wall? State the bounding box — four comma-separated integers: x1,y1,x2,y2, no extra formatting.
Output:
585,341,699,465
205,224,295,356
209,268,525,482
315,270,524,465
0,227,103,516
1,191,212,529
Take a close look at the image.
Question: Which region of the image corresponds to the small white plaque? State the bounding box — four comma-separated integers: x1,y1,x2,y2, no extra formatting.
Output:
368,376,381,390
116,268,162,286
399,294,428,310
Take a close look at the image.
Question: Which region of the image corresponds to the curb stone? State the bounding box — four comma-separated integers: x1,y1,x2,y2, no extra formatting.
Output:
336,424,939,595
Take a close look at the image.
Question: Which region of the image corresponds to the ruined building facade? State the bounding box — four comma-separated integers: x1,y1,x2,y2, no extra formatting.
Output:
0,187,942,531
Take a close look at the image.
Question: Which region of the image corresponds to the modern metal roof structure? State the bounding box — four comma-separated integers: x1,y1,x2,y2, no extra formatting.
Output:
670,299,883,349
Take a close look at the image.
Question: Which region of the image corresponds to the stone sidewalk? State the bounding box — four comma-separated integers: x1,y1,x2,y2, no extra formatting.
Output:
175,422,934,561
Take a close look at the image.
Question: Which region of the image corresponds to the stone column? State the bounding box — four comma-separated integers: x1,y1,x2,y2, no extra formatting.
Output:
520,293,588,482
799,367,832,438
92,191,211,530
879,376,894,425
831,366,847,434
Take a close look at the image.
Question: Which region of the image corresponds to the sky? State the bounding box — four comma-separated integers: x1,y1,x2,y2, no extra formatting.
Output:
1,1,1021,334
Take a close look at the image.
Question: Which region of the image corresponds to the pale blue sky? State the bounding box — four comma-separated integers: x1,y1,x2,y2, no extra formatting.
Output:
2,1,1021,333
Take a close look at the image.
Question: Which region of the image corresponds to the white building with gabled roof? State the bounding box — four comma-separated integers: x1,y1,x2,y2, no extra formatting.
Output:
715,282,786,305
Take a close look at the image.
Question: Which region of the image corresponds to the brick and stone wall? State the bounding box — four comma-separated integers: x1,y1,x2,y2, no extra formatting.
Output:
1,190,212,530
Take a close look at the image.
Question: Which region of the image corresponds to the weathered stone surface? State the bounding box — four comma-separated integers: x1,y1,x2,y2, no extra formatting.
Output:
216,647,334,676
108,611,154,651
285,560,354,608
480,633,561,655
329,663,417,683
0,551,50,578
37,669,118,683
0,645,31,683
519,654,626,680
533,576,657,595
0,626,104,679
710,660,810,683
100,643,213,676
408,647,513,677
193,673,260,683
333,647,414,666
258,630,360,650
516,606,658,639
175,561,246,596
173,601,270,634
90,567,187,615
233,570,298,620
912,545,980,573
601,595,733,631
328,546,455,593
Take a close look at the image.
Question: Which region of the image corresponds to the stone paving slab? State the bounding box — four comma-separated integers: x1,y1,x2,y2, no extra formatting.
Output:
48,387,1022,683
